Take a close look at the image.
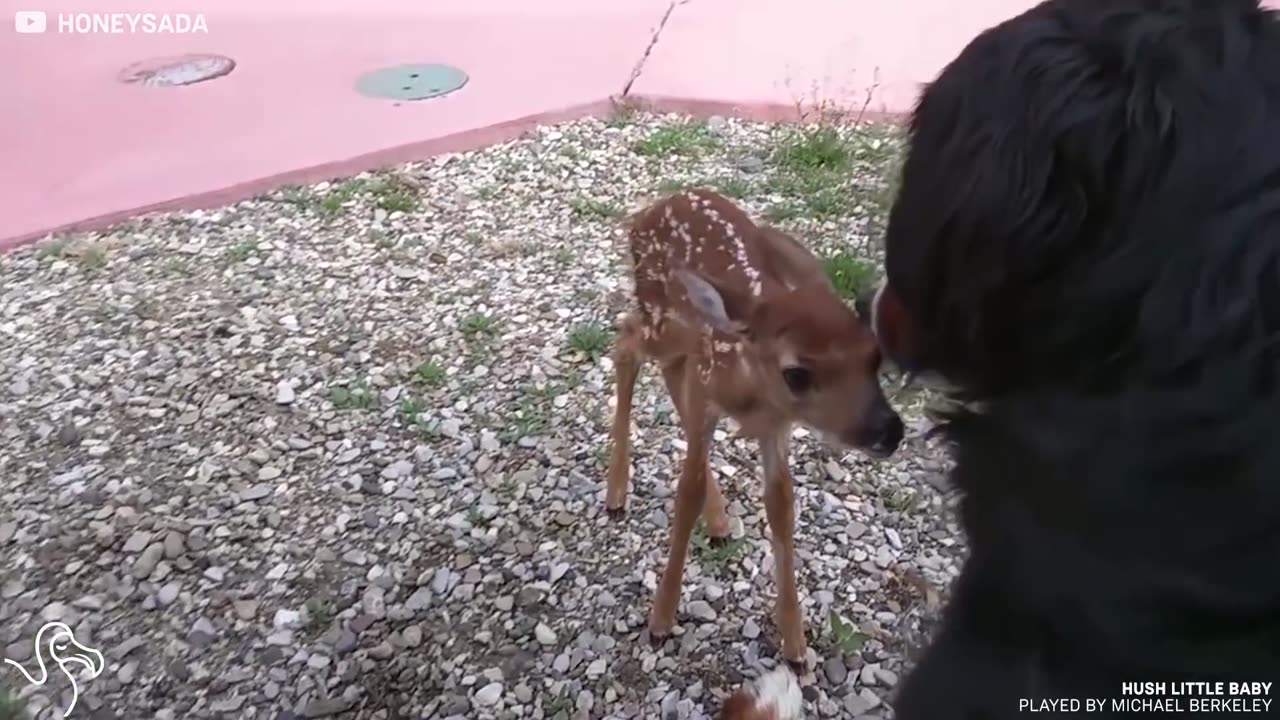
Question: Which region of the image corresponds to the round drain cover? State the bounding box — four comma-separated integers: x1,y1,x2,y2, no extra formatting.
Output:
119,54,235,86
355,63,468,101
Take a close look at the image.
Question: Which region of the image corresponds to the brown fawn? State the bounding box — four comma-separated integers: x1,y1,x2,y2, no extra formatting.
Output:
605,188,904,664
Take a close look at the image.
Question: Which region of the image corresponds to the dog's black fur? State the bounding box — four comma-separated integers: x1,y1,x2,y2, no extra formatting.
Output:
870,0,1280,716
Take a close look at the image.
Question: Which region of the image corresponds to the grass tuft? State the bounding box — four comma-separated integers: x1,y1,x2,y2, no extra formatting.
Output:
329,379,376,410
567,323,612,362
414,359,446,387
821,252,878,300
0,684,28,720
633,120,720,157
460,313,499,339
570,197,624,220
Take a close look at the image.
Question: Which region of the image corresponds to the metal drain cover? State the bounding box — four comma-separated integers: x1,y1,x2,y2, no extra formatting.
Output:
120,54,235,86
355,63,468,101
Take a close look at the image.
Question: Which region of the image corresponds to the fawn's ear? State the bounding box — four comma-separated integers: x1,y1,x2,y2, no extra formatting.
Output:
755,224,827,288
674,269,753,336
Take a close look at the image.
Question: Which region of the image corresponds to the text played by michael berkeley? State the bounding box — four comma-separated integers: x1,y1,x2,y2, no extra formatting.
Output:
1019,681,1273,713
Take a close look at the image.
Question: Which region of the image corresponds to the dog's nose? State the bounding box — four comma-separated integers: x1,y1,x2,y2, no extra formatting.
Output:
855,399,903,457
870,412,905,455
854,290,876,322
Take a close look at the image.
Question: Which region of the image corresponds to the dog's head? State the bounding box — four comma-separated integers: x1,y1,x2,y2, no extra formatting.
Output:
863,0,1280,401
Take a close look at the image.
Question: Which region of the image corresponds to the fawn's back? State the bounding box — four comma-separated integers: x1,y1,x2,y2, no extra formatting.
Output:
626,189,825,356
623,189,901,451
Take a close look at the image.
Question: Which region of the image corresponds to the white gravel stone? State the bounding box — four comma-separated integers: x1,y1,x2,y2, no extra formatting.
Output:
534,622,558,646
474,682,504,707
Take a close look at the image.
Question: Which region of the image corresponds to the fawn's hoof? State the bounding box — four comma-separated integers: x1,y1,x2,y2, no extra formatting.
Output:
645,627,671,648
605,505,626,520
783,656,806,675
777,633,808,666
779,642,808,668
707,535,733,548
646,615,674,645
762,617,808,667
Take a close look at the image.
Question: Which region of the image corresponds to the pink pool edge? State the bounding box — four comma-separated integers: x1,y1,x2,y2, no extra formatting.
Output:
18,0,1258,253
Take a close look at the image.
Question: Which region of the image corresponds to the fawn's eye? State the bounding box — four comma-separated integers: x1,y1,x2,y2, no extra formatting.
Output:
781,366,813,394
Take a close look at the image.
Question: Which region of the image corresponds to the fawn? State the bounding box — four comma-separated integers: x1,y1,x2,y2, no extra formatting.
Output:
605,189,904,664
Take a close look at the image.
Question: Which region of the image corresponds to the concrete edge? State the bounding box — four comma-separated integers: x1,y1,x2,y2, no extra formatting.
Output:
1,99,617,255
2,93,911,255
621,93,911,125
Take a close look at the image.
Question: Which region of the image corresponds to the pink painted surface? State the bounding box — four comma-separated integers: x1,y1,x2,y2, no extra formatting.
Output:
0,0,671,248
11,0,1275,250
632,0,1280,120
631,0,1047,119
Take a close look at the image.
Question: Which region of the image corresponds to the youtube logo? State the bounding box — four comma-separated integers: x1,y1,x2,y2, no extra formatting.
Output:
15,10,47,33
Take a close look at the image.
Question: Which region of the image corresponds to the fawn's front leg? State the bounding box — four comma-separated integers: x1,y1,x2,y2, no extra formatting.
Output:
649,361,715,638
761,431,807,664
660,360,730,539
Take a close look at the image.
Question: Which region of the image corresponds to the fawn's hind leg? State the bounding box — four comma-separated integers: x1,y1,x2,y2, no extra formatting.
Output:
605,314,644,516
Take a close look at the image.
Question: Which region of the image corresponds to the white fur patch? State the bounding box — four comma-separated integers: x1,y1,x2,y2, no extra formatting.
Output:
868,280,886,340
753,666,803,720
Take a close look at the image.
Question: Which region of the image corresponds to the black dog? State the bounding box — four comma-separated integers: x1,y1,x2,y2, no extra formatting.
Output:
865,0,1280,716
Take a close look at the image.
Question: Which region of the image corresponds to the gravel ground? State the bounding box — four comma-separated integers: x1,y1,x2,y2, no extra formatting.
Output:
0,111,964,720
